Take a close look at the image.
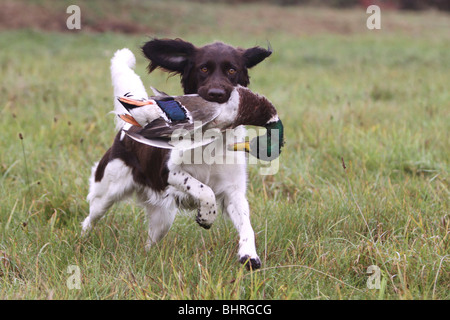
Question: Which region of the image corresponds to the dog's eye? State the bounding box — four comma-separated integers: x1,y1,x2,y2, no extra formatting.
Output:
200,66,208,73
228,68,236,75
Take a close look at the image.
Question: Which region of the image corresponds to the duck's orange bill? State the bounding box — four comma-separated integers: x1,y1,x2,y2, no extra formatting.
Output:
119,114,142,127
118,97,155,107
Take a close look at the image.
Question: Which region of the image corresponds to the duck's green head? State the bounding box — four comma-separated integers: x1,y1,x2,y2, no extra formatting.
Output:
230,119,284,161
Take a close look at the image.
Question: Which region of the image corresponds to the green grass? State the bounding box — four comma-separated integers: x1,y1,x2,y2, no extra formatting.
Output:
0,1,449,299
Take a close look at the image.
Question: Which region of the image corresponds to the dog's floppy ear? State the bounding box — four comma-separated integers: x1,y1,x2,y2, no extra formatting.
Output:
142,38,196,74
243,44,272,69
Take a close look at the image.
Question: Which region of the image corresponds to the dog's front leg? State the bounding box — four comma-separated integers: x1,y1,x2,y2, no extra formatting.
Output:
224,191,261,270
168,169,217,229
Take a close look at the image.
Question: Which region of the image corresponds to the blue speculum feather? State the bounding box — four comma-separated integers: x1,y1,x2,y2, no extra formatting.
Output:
155,99,188,122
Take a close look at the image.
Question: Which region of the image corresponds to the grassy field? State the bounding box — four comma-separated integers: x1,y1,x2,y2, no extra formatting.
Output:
0,0,449,299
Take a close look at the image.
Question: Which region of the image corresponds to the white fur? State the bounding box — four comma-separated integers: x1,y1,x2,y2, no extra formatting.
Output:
110,48,149,131
209,87,240,127
82,49,260,267
82,159,135,232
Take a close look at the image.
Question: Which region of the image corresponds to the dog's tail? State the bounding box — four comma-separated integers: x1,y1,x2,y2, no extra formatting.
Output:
110,48,149,130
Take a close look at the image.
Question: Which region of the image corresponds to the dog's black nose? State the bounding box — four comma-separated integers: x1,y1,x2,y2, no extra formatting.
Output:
207,88,226,102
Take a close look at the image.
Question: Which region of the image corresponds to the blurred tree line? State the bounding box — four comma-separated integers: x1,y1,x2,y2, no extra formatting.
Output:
191,0,450,11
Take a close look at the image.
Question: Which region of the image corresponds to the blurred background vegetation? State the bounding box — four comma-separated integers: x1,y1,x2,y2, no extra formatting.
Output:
1,0,448,35
194,0,450,11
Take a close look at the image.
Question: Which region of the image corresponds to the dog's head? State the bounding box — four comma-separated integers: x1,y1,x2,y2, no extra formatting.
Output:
142,38,272,103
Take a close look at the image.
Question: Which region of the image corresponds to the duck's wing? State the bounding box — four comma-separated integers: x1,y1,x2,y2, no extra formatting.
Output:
119,94,223,149
123,122,218,150
138,95,221,136
173,95,222,125
123,130,178,149
154,98,190,122
135,118,189,138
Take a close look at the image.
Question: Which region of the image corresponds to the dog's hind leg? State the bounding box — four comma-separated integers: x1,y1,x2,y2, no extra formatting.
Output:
144,202,177,250
82,159,135,234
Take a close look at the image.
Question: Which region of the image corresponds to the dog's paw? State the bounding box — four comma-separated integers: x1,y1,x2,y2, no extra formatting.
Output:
239,255,261,270
195,209,213,229
81,217,93,236
195,205,217,229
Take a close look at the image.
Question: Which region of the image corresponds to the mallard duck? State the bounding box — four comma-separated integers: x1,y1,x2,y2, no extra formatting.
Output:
118,88,223,127
117,89,223,149
118,86,284,160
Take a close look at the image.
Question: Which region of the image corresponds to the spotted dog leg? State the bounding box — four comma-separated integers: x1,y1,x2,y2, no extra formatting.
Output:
167,170,217,229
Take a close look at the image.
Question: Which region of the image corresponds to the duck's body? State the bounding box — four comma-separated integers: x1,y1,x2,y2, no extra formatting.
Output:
118,85,284,160
118,90,223,149
118,92,221,127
